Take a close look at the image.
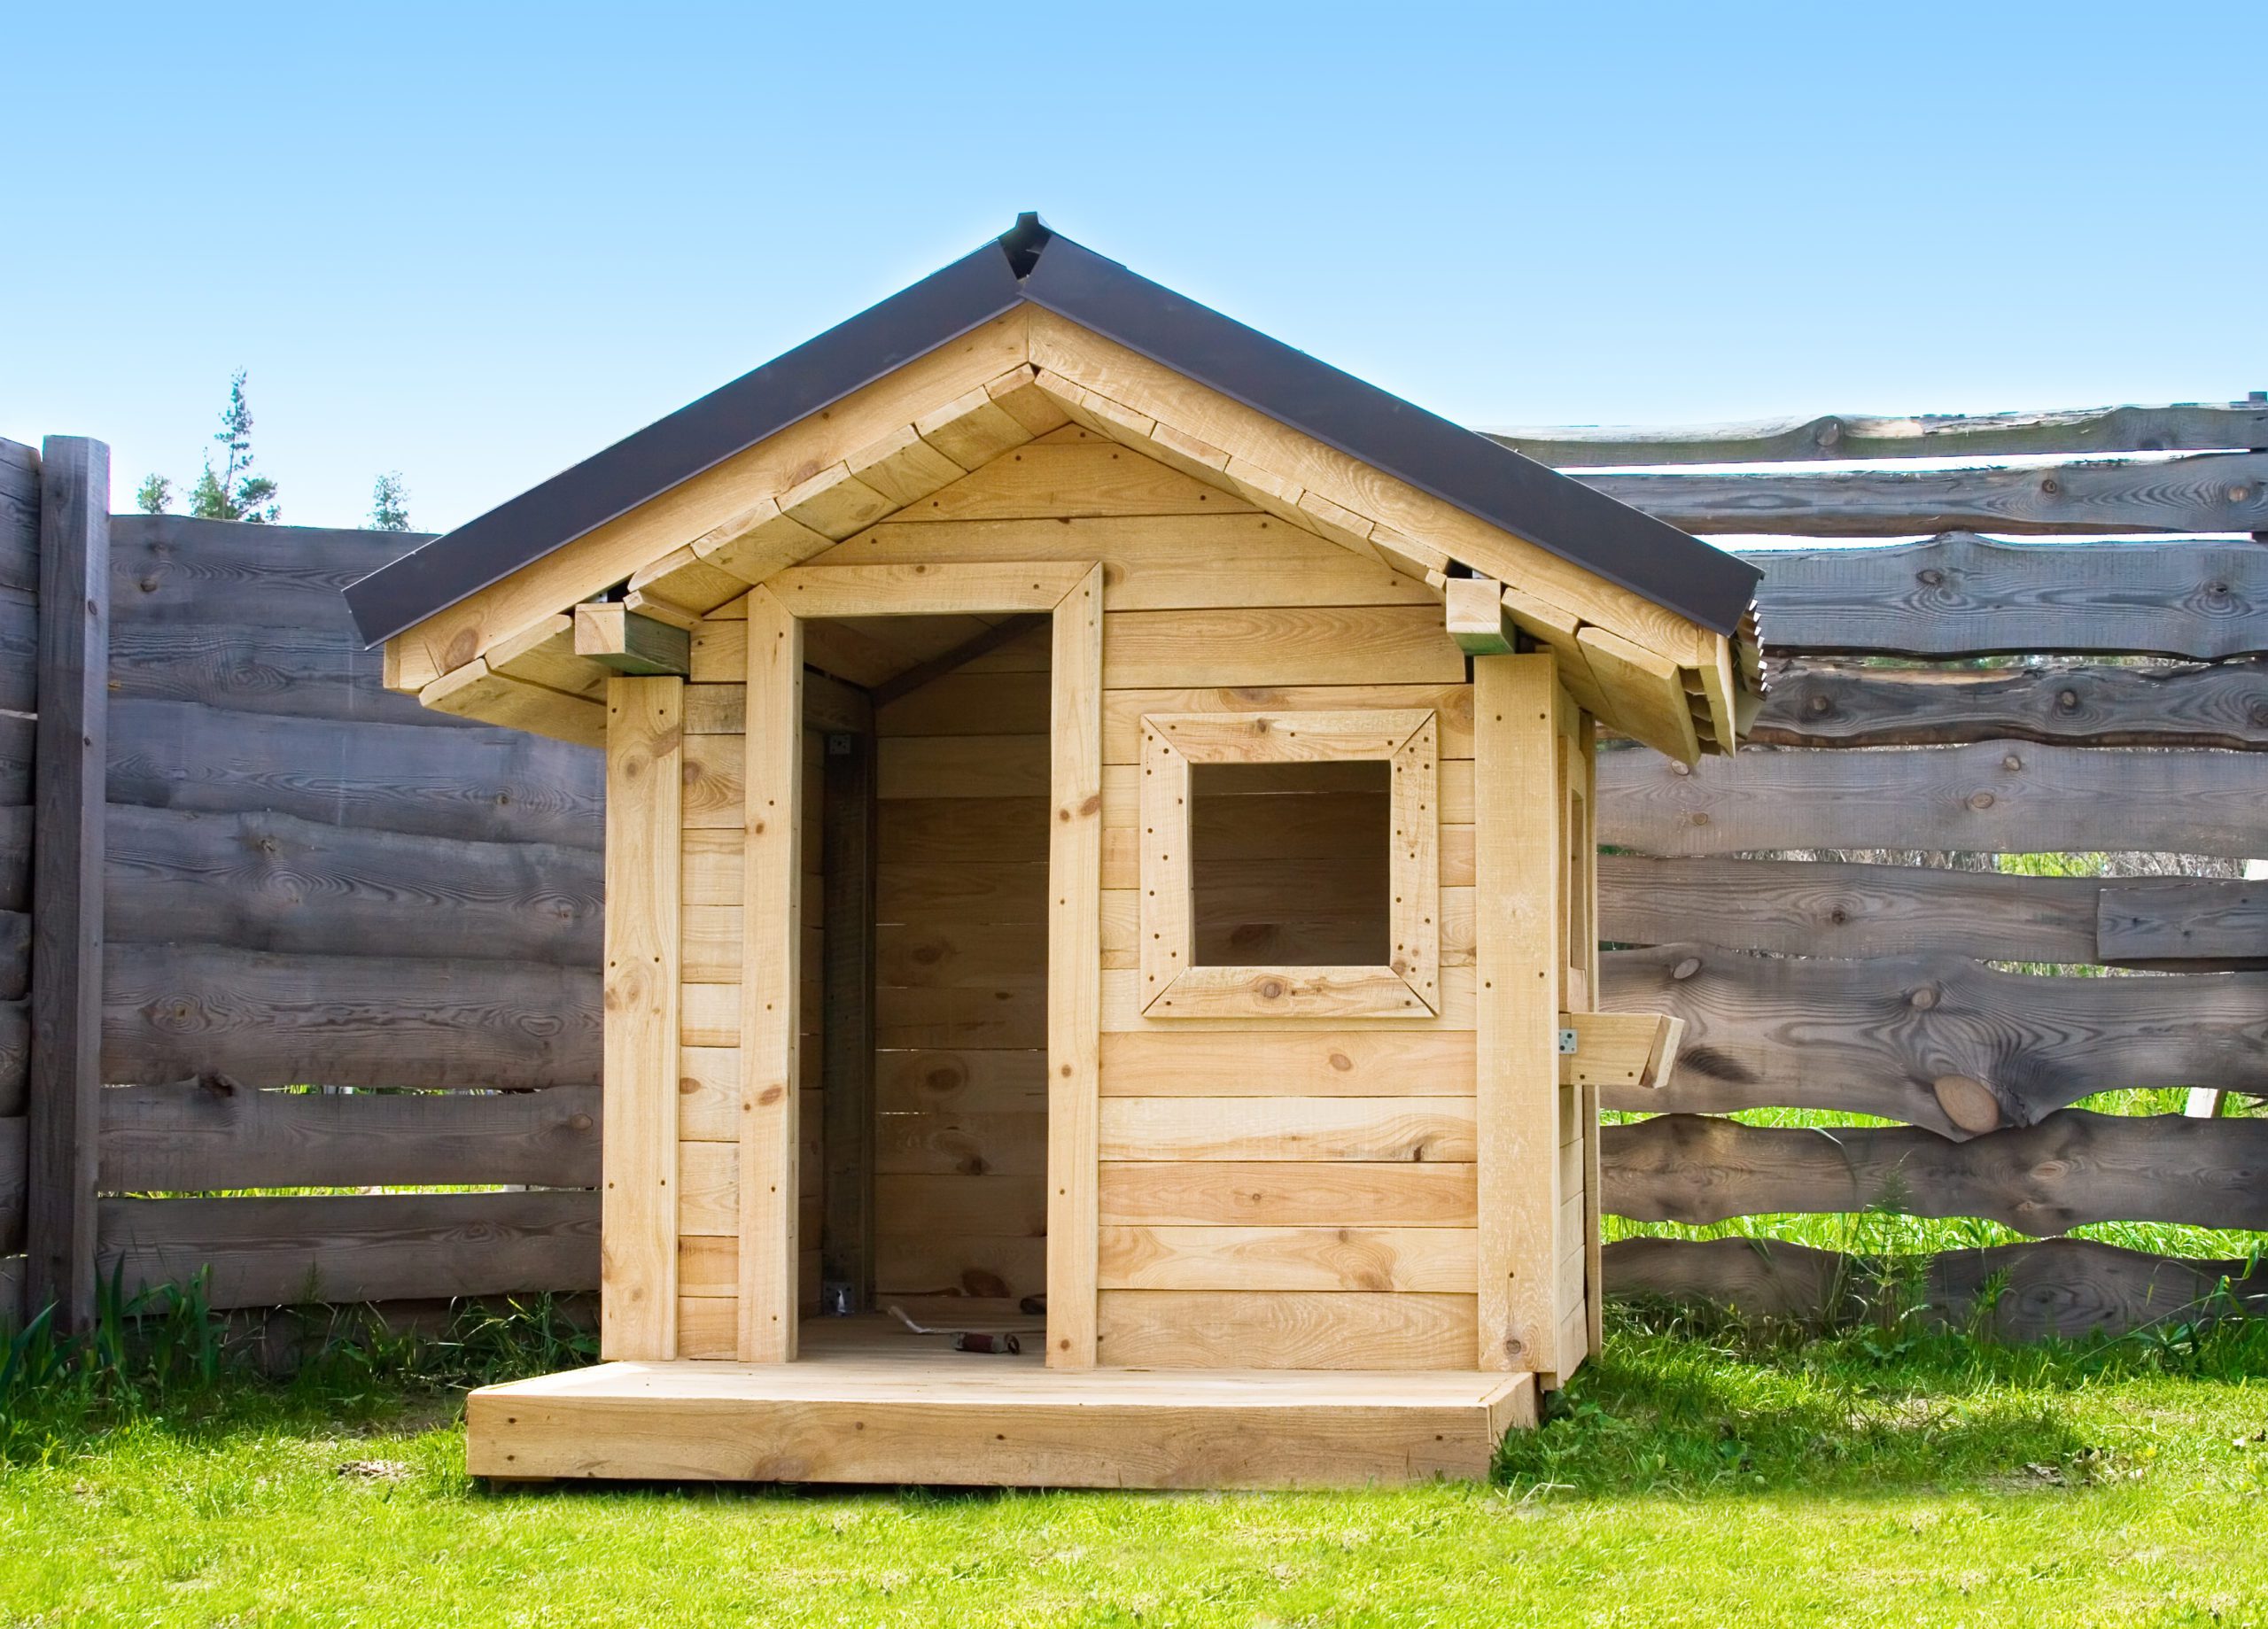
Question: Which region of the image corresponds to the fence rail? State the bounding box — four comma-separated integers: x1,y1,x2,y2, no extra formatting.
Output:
4,389,2263,1342
1555,392,2268,1338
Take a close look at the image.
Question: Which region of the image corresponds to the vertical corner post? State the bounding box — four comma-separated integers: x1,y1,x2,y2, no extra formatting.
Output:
1474,650,1564,1378
738,588,804,1361
26,437,109,1333
1045,565,1103,1367
600,673,684,1360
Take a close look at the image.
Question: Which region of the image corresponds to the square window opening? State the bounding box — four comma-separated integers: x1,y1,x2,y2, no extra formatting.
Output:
1188,758,1392,967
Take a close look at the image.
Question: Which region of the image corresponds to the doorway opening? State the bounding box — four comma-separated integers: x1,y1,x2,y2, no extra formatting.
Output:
804,609,1052,1364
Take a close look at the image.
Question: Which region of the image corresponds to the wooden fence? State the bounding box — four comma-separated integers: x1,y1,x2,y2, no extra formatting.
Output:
1,436,602,1332
1487,396,2268,1340
3,392,2263,1344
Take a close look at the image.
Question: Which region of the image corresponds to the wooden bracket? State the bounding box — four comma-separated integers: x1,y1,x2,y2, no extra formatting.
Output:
575,602,692,678
1558,1011,1684,1090
1445,575,1514,655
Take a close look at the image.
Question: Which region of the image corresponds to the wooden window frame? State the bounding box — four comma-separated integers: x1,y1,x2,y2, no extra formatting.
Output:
1138,708,1441,1020
738,561,1106,1367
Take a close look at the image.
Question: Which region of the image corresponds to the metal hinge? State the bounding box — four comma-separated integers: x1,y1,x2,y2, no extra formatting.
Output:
1557,1028,1578,1055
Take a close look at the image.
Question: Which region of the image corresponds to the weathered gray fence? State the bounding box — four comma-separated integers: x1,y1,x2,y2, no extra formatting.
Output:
2,437,602,1330
1491,395,2268,1340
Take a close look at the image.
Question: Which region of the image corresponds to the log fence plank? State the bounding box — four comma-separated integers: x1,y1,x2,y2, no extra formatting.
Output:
1581,452,2268,538
1604,1236,2268,1341
1752,659,2268,751
105,805,602,966
0,438,37,594
97,1191,597,1309
0,1114,23,1256
1599,740,2268,859
108,699,602,849
102,943,598,1090
99,1080,600,1191
2098,879,2268,968
1748,534,2268,660
1604,1111,2268,1234
1487,399,2268,468
1601,943,2268,1135
1600,856,2101,964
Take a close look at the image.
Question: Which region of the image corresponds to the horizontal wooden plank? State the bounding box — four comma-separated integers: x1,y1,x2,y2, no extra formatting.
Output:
1104,966,1475,1032
874,1233,1048,1300
874,1047,1046,1114
0,714,31,807
874,1110,1048,1176
105,804,602,966
888,438,1256,523
0,805,29,914
1098,1225,1475,1292
878,734,1049,800
1581,452,2268,538
2098,879,2268,968
879,796,1049,864
1753,659,2268,750
1604,1110,2268,1234
1601,942,2268,1135
1103,607,1466,689
1489,399,2268,467
1604,1235,2268,1340
103,944,599,1090
1099,1030,1476,1097
109,699,602,849
0,1000,27,1119
1099,1161,1476,1226
1095,1290,1475,1369
1751,535,2268,660
0,589,35,714
1599,856,2102,964
110,617,474,728
1106,685,1474,763
873,1174,1046,1237
1599,741,2268,859
112,515,435,629
0,437,37,594
97,1191,597,1309
1099,1098,1476,1162
0,1114,21,1255
877,861,1047,925
816,513,1431,609
99,1080,600,1191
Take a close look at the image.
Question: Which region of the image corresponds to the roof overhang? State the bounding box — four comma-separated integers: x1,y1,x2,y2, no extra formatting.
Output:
346,216,1761,650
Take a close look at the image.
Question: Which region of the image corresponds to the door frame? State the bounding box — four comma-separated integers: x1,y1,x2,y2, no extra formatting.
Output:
736,562,1105,1366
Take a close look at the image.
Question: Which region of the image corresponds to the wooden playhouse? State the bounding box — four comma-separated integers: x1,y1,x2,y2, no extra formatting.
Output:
346,215,1763,1488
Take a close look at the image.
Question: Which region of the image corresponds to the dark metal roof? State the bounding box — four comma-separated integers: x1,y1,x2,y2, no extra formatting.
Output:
347,215,1761,647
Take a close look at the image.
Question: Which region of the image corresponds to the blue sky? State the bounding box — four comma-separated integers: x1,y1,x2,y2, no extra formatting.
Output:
5,2,2263,533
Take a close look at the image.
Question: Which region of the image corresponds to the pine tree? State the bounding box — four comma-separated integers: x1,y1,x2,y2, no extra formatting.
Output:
186,370,281,523
369,471,411,531
134,473,174,515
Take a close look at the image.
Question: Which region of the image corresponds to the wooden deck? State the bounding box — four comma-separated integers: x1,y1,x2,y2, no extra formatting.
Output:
467,1315,1534,1488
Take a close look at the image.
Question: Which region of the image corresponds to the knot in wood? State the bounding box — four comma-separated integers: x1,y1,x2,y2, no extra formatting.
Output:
1967,790,1995,811
2000,753,2023,772
1671,956,1702,981
1806,692,1833,716
1917,568,1945,587
2039,476,2062,496
1670,760,1692,776
1907,985,1938,1011
2056,689,2079,711
1684,811,1711,826
1257,978,1286,1001
2230,485,2252,504
568,1113,594,1132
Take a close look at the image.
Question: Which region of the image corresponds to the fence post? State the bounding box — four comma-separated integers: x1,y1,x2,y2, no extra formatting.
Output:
25,437,108,1332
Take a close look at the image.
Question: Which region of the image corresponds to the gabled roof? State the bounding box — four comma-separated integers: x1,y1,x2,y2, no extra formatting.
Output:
346,216,1760,648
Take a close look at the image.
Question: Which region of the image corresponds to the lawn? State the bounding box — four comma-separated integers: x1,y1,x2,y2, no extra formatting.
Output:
6,1301,2268,1627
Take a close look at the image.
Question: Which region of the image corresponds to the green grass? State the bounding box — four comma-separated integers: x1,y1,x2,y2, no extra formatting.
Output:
7,1301,2268,1626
